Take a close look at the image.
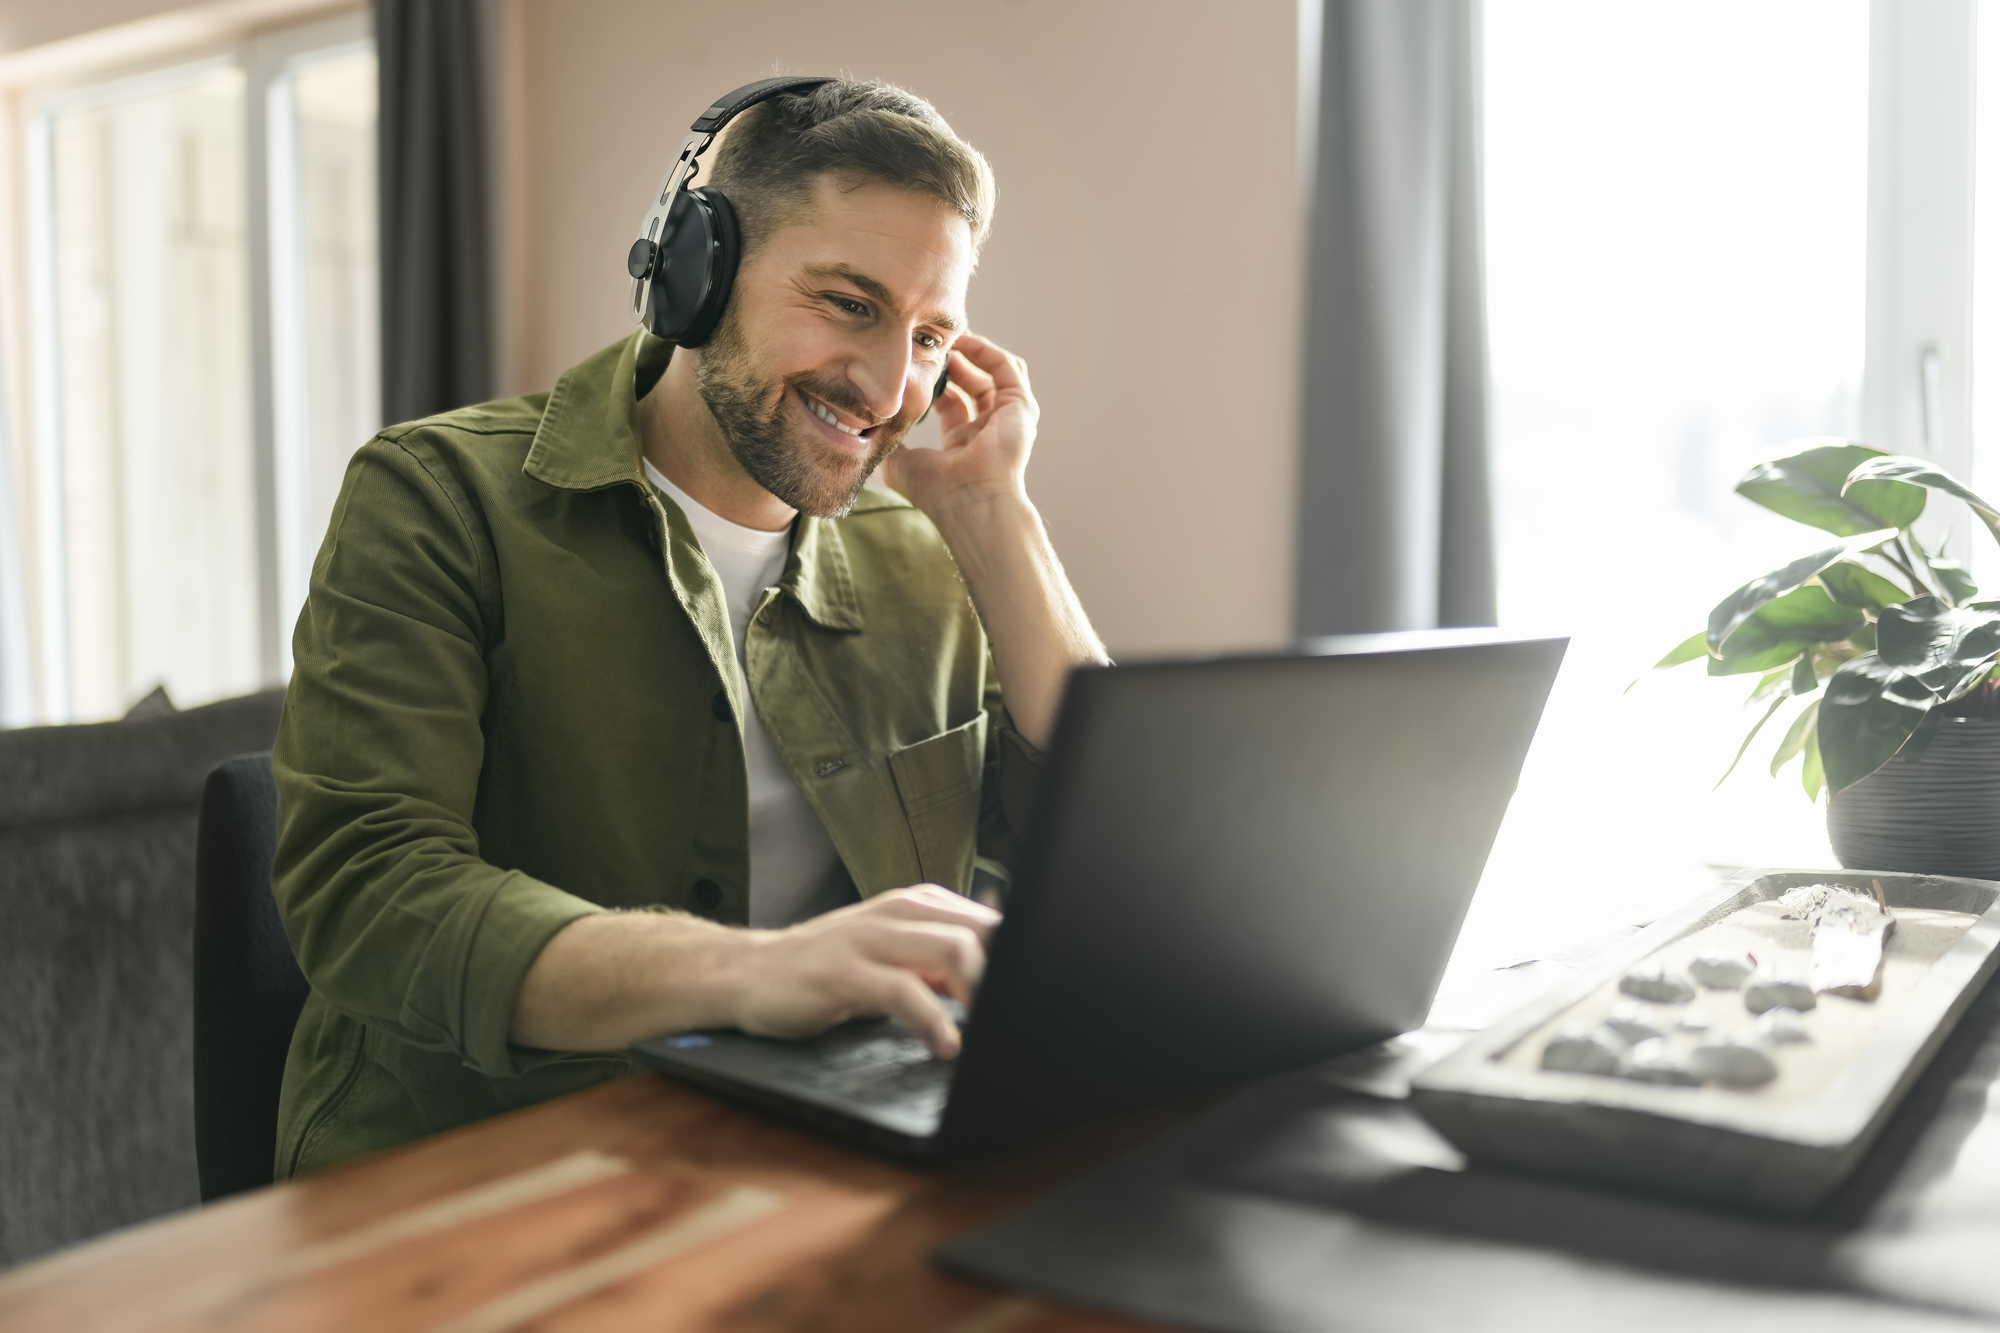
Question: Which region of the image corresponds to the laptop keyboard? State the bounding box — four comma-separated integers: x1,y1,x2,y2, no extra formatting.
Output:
776,1035,955,1118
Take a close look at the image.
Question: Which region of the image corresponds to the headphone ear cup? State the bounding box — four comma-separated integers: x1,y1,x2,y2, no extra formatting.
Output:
646,187,741,347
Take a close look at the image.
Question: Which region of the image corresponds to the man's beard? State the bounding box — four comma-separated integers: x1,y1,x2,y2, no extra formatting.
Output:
694,306,914,518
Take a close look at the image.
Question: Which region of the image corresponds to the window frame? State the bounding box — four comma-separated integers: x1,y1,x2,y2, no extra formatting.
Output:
14,9,374,722
1864,0,1980,574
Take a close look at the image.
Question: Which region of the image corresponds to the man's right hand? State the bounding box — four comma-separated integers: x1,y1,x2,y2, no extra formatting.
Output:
728,886,998,1056
509,885,999,1058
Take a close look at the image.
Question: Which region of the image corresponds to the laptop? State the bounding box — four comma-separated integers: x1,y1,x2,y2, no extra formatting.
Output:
630,628,1567,1161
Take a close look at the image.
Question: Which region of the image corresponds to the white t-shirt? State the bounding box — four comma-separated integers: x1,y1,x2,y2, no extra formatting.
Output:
644,459,845,927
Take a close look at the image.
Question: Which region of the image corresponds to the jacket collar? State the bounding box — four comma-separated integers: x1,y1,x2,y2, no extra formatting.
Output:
530,331,869,633
785,514,864,632
522,331,656,492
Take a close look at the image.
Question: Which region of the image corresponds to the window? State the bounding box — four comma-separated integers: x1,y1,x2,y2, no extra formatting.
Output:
1483,0,2000,897
1481,0,1870,889
23,11,376,721
267,40,379,671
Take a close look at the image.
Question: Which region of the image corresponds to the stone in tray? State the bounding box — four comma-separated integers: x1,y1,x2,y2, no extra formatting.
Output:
1540,1026,1624,1076
1688,951,1755,989
1743,973,1816,1015
1618,963,1695,1004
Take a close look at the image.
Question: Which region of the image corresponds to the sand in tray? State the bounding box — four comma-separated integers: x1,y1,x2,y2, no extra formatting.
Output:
1495,894,1978,1106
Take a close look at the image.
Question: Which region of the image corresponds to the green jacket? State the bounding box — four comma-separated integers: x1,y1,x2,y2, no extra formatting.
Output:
271,332,1045,1178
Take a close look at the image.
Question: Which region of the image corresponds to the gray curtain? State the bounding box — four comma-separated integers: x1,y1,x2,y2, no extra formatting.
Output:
1295,0,1495,635
376,0,492,425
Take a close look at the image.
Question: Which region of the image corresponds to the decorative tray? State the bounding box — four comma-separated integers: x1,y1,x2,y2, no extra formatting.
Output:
1409,868,2000,1215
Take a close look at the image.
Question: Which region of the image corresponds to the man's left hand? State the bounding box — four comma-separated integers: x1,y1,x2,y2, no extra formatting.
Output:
881,331,1037,519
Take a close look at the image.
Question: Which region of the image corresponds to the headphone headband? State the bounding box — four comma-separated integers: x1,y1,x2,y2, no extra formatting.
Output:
627,77,834,329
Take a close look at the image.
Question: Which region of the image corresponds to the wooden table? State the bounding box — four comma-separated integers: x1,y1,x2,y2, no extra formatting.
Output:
0,1075,1179,1333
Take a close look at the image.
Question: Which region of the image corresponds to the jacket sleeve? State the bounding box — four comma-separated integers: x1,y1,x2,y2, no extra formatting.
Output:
976,645,1048,881
272,433,605,1079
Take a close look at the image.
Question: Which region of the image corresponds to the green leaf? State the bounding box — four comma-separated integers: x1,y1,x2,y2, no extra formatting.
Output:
1802,730,1824,800
1817,560,1910,610
1652,631,1709,670
1844,455,2000,547
1873,596,2000,698
1791,652,1817,694
1745,664,1793,701
1710,585,1868,677
1931,557,1979,603
1817,651,1938,794
1737,441,1926,535
1717,689,1791,788
1771,697,1820,775
1910,531,1980,602
1706,530,1898,655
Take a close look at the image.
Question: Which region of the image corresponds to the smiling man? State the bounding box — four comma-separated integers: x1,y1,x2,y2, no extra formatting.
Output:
268,79,1107,1176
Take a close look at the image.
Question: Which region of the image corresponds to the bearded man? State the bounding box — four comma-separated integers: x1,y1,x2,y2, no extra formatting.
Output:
270,79,1105,1177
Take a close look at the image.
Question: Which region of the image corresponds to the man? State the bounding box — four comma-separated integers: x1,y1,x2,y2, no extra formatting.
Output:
271,79,1106,1177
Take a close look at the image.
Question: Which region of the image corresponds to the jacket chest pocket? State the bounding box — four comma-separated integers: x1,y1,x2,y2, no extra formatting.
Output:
887,713,987,893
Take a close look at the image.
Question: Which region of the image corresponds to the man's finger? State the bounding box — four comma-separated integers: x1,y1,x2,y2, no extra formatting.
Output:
942,346,1000,411
864,967,961,1057
933,379,975,429
952,332,1027,396
856,920,988,1001
864,887,1001,938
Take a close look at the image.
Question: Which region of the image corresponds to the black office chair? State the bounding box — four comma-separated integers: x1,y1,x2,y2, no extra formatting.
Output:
193,753,309,1202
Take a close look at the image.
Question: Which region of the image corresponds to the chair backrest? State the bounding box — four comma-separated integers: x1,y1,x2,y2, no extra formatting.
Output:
193,752,308,1202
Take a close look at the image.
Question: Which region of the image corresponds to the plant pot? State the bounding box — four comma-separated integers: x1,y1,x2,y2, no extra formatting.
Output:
1828,716,2000,879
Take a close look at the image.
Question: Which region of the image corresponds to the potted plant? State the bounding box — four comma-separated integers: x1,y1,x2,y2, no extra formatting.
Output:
1655,440,2000,878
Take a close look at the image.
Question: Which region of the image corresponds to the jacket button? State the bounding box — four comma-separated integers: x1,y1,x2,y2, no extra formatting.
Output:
693,879,722,911
711,691,731,722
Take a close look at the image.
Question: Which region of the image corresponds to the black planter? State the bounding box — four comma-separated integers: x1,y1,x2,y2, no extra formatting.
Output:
1828,715,2000,879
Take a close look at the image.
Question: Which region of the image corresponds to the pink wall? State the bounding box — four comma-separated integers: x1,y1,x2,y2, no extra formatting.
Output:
498,0,1303,658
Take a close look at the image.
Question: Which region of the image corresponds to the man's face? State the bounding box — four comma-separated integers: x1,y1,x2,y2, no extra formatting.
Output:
695,175,973,517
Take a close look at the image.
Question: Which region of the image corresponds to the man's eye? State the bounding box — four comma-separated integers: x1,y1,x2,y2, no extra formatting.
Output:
832,296,868,316
915,332,941,350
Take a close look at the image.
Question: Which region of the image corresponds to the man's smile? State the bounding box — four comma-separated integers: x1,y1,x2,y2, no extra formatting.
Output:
795,386,879,450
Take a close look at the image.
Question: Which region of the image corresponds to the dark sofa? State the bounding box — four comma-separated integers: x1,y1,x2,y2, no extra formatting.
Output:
0,689,284,1268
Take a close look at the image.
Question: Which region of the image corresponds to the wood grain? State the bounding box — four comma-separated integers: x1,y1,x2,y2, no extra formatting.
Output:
0,1075,1180,1333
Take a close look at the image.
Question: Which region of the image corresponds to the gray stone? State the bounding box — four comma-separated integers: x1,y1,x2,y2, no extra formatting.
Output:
1744,973,1816,1014
1689,951,1755,989
1619,962,1696,1004
1540,1028,1622,1076
1688,1040,1779,1087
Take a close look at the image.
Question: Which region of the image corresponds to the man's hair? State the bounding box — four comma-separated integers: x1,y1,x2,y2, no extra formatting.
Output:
705,79,995,258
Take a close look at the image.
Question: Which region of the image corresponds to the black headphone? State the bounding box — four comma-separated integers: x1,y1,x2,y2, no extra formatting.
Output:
625,77,951,407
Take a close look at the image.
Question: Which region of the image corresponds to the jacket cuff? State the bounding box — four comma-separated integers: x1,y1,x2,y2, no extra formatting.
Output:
995,717,1047,830
455,872,608,1079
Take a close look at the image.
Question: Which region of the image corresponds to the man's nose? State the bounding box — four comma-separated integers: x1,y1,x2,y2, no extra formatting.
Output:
848,338,914,422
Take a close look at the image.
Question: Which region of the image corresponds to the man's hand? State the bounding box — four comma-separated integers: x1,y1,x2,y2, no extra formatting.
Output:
509,886,997,1057
879,332,1108,749
730,885,998,1056
881,332,1038,516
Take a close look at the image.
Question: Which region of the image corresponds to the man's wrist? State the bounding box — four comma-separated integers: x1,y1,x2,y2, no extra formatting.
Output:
927,487,1042,583
645,914,770,1036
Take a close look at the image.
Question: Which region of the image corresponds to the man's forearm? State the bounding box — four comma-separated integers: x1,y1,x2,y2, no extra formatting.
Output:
509,888,1001,1056
931,491,1108,750
510,911,749,1050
